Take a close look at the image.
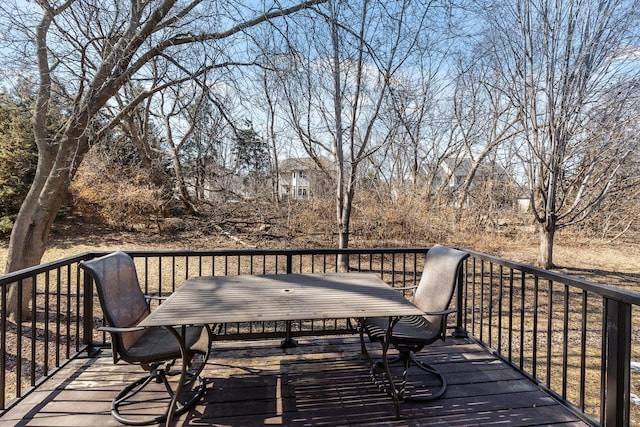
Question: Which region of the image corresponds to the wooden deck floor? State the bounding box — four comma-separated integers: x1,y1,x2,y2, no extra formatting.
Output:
2,335,590,426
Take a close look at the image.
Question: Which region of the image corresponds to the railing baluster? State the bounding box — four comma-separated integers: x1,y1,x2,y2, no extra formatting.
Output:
580,290,587,412
44,272,50,376
508,268,514,362
31,275,37,386
519,272,525,370
391,253,396,287
471,257,477,337
546,280,553,389
65,265,71,360
562,284,569,399
0,278,5,410
16,279,22,398
55,272,61,367
533,276,539,378
82,265,94,351
488,262,493,347
480,260,485,343
144,257,149,294
75,266,81,353
498,265,504,352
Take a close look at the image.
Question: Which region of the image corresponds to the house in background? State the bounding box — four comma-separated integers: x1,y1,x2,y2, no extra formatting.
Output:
429,157,518,209
278,157,333,201
431,158,490,191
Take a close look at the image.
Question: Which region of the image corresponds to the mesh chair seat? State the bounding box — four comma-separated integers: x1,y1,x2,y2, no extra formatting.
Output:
123,325,209,365
363,315,441,346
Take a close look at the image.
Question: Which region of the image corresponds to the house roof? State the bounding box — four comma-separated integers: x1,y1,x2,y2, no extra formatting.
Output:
439,158,497,178
280,156,332,172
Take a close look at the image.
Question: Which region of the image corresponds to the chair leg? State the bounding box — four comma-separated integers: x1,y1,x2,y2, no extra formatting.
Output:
381,335,401,418
111,364,207,426
112,371,167,426
165,373,207,418
399,352,447,401
358,320,367,355
368,348,447,403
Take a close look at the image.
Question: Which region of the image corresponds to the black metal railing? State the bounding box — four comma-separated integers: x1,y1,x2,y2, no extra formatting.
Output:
0,253,94,415
459,249,640,427
0,246,638,426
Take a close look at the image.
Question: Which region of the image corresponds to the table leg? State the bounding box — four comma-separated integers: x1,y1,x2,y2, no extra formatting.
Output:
165,325,188,426
383,316,401,418
280,320,298,348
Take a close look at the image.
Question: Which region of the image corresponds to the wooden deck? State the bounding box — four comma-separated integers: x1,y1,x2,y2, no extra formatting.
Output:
2,335,590,426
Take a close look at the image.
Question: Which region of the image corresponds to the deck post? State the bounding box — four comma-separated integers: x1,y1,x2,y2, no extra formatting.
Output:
82,269,100,357
453,262,468,338
604,298,631,427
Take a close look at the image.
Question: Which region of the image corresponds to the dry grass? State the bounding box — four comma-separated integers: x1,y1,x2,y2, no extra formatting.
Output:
1,198,638,291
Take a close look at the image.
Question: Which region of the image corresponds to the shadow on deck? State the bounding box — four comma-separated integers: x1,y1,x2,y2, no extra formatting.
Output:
2,336,589,426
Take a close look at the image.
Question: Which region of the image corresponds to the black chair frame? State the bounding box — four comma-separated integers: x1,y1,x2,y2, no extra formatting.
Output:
358,245,469,411
80,252,212,426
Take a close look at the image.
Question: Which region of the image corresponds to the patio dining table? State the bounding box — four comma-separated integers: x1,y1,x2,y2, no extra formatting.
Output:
138,272,425,424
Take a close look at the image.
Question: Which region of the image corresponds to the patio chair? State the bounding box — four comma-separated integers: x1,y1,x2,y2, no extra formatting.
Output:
80,251,211,425
358,244,469,403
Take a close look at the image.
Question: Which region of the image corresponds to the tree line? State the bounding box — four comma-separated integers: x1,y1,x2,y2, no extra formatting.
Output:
1,0,639,320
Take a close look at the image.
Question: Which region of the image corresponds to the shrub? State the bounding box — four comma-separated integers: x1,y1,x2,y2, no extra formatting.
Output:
71,148,169,229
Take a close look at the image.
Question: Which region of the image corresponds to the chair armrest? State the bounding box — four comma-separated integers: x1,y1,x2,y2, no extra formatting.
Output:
423,308,457,316
98,325,145,333
144,294,167,310
392,285,418,291
423,308,457,340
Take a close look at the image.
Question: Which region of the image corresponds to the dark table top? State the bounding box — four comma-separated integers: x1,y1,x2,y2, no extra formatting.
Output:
139,272,423,327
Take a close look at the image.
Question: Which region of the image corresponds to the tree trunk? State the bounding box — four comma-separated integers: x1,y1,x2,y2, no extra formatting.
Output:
172,153,199,215
5,139,79,320
337,200,351,272
538,221,555,269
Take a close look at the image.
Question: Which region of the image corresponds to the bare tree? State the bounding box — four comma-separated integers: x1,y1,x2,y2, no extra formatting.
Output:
483,0,640,268
0,0,326,319
278,0,442,268
110,80,169,190
379,58,446,197
187,91,232,202
156,85,203,215
449,50,521,215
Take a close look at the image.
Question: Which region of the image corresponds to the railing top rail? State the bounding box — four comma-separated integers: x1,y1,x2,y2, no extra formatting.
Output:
121,247,431,257
0,252,95,285
463,247,640,306
0,248,430,285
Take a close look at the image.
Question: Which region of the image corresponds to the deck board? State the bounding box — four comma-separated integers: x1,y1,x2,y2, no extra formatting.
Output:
2,335,591,426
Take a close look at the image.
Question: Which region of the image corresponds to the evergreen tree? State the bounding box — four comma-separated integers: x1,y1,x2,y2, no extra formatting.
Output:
0,94,37,231
233,120,270,176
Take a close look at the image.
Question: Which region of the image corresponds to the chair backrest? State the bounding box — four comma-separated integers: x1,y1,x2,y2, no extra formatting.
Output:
414,245,469,329
80,252,150,358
